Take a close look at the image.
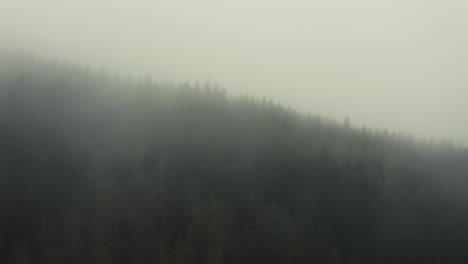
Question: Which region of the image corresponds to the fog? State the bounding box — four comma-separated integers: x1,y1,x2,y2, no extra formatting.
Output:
2,2,468,262
1,0,467,144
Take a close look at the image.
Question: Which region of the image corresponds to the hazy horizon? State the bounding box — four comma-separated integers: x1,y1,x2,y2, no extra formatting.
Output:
1,0,467,144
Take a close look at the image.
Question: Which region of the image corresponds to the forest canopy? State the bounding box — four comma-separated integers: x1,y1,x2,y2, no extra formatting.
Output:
1,53,467,264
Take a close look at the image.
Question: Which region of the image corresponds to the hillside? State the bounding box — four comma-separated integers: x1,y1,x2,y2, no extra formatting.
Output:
1,54,467,264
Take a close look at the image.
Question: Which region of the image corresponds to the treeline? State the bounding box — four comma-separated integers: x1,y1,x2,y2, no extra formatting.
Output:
0,53,467,264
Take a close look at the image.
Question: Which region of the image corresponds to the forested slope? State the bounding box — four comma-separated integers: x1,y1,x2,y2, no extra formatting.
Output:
1,54,467,264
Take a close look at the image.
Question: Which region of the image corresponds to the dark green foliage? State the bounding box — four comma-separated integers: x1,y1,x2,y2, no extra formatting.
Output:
1,53,467,264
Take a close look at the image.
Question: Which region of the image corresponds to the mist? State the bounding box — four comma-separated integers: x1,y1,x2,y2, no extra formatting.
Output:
1,0,467,144
2,2,468,263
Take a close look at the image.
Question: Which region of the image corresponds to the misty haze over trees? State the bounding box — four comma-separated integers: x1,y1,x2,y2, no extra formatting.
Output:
1,53,468,264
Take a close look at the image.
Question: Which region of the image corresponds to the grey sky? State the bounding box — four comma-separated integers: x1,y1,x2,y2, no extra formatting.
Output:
1,0,467,144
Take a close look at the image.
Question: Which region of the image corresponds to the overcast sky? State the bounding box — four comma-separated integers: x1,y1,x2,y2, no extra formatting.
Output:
1,0,467,144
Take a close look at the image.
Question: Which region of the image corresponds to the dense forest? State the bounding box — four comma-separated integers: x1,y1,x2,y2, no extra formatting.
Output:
1,53,467,264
